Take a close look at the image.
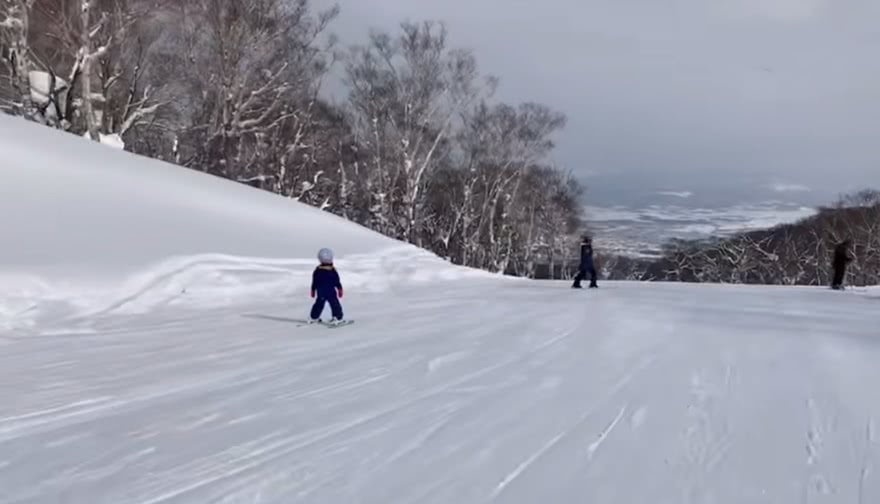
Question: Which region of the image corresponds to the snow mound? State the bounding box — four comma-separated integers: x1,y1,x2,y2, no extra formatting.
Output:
0,115,485,331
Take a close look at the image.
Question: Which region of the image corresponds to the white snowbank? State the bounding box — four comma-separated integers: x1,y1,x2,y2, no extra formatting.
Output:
0,115,485,331
80,131,126,149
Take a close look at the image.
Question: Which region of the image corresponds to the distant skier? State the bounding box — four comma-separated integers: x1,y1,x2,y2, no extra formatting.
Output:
310,248,345,324
572,235,598,289
831,239,853,290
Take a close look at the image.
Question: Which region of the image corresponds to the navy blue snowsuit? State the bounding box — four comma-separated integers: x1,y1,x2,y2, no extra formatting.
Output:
573,239,598,288
310,264,344,320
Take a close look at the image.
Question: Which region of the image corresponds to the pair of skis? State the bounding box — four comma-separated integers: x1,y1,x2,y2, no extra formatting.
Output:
294,319,355,329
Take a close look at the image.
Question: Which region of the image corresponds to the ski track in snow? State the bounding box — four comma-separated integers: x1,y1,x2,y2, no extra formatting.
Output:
491,430,566,499
1,281,880,503
586,404,628,460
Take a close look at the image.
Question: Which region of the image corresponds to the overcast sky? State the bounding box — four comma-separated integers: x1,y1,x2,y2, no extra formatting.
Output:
313,0,880,207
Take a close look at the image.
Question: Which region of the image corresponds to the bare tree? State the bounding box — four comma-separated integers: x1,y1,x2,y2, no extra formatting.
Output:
1,0,167,143
344,20,489,244
437,100,566,271
175,0,338,187
0,0,41,120
5,5,593,280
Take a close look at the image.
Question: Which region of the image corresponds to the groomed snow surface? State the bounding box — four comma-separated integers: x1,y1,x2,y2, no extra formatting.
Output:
1,115,879,503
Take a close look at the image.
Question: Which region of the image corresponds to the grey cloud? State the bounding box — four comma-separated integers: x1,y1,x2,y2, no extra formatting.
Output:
314,0,880,203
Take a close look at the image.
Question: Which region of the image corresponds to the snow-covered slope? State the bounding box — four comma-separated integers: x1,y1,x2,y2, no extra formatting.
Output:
0,115,484,332
1,115,879,503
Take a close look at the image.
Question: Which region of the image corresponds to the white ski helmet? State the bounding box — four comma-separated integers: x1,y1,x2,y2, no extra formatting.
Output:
317,247,334,264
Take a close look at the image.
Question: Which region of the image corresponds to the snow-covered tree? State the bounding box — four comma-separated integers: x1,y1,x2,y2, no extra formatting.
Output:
630,190,880,286
173,0,338,190
344,21,488,244
0,0,40,120
3,5,591,280
1,0,167,143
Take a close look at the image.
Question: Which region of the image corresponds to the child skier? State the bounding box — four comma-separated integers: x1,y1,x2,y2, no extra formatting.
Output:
310,248,345,324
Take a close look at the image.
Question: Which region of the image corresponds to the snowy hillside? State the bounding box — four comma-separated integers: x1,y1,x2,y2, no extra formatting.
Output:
1,115,879,503
0,115,485,333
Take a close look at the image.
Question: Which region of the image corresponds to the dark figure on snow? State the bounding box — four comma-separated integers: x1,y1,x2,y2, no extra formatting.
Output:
310,247,345,324
831,239,853,290
572,235,598,289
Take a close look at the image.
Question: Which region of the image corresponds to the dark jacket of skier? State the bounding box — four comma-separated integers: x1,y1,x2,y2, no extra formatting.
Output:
573,236,598,288
580,240,595,271
311,264,343,299
831,240,853,289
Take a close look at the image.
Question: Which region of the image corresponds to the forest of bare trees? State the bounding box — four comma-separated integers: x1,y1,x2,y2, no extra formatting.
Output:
1,0,586,276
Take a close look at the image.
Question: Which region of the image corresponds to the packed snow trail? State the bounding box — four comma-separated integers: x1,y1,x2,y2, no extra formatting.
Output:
2,280,879,503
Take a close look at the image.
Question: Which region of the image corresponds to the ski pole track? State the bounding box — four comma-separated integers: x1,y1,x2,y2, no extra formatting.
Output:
795,319,880,504
857,417,875,504
490,431,567,499
586,404,628,460
678,368,734,504
803,396,837,501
